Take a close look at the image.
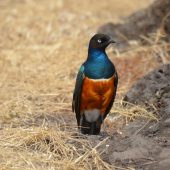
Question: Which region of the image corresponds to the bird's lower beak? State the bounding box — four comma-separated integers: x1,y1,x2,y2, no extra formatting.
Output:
105,39,115,48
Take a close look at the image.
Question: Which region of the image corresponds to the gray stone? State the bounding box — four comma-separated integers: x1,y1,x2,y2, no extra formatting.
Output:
124,64,170,135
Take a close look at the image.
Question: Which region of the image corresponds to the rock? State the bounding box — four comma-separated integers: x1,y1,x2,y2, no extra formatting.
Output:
107,64,170,169
98,0,170,49
124,64,170,125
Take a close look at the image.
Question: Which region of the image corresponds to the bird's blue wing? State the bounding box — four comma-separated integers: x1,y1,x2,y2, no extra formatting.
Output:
72,65,85,126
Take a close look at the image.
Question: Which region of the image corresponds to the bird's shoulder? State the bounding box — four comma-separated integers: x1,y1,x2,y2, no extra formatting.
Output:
82,75,115,92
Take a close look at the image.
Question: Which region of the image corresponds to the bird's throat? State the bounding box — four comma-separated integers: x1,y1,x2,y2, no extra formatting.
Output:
88,48,107,61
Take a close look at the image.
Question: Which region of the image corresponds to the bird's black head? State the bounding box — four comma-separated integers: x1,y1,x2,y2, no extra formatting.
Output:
89,34,115,50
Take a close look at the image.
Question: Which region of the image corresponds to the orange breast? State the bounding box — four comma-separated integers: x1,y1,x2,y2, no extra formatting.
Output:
80,76,115,116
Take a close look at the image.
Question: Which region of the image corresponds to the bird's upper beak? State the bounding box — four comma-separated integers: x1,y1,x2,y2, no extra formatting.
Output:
108,39,116,44
105,38,115,48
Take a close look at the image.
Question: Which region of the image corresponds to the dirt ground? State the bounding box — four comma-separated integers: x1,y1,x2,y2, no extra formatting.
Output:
0,0,170,170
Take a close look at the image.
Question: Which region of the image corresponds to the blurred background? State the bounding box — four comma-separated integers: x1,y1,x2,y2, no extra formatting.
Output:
0,0,169,169
0,0,153,121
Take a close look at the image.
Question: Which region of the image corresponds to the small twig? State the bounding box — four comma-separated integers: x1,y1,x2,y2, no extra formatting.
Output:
133,119,151,136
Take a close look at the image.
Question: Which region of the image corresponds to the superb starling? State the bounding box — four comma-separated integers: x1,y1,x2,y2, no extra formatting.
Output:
72,34,118,135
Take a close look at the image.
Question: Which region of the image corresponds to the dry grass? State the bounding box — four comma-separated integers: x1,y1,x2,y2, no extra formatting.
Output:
0,127,114,170
0,0,169,169
111,101,158,121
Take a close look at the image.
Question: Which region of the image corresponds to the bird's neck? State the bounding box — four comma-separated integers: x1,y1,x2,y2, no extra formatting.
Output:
88,48,107,61
85,48,114,79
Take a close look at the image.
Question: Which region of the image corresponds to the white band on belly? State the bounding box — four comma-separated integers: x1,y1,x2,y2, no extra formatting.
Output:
84,109,100,122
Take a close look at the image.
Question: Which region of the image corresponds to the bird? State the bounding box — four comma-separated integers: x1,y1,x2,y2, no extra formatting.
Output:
72,33,118,135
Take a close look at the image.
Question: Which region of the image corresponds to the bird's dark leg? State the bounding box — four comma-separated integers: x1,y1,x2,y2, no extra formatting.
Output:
90,115,103,135
90,122,95,135
80,114,103,135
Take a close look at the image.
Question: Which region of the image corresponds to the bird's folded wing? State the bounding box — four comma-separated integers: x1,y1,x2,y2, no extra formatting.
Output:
72,65,85,118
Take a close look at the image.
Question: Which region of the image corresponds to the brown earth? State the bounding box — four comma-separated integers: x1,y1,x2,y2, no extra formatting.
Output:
0,0,170,170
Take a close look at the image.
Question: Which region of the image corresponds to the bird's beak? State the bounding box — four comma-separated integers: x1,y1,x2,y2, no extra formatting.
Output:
109,39,116,44
105,39,115,48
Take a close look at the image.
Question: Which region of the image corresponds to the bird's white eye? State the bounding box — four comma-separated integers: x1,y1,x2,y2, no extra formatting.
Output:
97,39,102,43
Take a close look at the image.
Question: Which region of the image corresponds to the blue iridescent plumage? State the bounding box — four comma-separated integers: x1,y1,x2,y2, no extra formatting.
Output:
84,48,115,79
72,34,118,135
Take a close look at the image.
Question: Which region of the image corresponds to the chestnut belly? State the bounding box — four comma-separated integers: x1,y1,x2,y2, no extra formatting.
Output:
80,76,115,121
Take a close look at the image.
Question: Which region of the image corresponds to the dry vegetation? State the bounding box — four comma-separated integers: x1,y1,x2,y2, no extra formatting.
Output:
0,0,169,169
